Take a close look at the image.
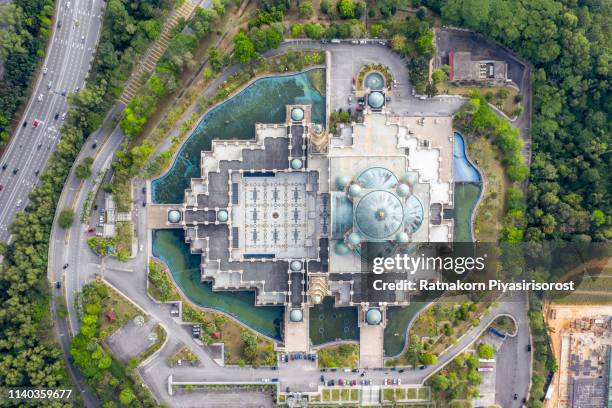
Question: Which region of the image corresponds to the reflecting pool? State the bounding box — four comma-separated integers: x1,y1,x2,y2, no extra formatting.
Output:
152,229,283,340
152,69,326,204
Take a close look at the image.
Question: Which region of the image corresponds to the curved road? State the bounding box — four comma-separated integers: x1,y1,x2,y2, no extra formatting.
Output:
0,0,104,242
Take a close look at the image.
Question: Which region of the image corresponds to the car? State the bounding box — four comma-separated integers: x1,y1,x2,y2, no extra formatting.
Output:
43,66,48,75
34,170,39,176
338,379,344,386
361,379,367,385
87,227,96,233
261,378,269,382
33,119,39,128
57,20,61,28
527,344,532,352
0,185,3,191
54,113,59,120
66,1,70,8
47,81,52,89
320,375,324,383
359,39,367,44
61,90,67,96
62,263,69,269
392,378,398,385
92,143,97,149
37,143,42,150
139,244,143,252
15,199,22,207
55,281,61,289
397,379,401,385
37,94,43,102
12,168,18,175
1,164,6,170
383,379,388,385
351,39,358,44
81,35,85,42
142,187,146,194
22,121,27,128
61,112,67,120
513,393,518,400
142,201,146,207
352,380,356,386
419,365,426,370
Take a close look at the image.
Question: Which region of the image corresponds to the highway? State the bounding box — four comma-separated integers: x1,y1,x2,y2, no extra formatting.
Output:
0,0,104,242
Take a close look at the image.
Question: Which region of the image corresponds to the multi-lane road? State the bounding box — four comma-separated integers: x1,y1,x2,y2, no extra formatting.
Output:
0,0,104,242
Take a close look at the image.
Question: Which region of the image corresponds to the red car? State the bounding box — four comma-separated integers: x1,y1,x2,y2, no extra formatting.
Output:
87,227,96,233
32,119,39,128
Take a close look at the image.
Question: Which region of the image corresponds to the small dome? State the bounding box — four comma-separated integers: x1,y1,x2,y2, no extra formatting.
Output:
348,184,362,197
313,295,322,304
290,260,302,271
348,232,362,246
291,158,303,170
396,183,410,197
401,172,418,186
336,176,351,190
368,91,385,108
396,231,410,243
291,107,304,121
289,309,303,322
334,241,350,255
366,308,382,325
217,210,229,222
314,124,323,134
365,72,384,90
168,210,181,223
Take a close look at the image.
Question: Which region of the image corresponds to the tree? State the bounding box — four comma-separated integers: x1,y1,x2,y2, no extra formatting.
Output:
233,31,256,64
75,157,94,180
319,0,332,14
304,23,323,39
416,6,427,20
119,387,135,404
420,352,438,366
291,23,303,38
299,0,314,18
431,374,450,391
390,34,407,52
58,209,75,229
337,0,355,18
478,343,495,359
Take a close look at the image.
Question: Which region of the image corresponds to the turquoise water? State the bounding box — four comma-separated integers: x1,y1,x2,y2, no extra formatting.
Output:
152,69,326,204
152,229,283,340
453,132,482,183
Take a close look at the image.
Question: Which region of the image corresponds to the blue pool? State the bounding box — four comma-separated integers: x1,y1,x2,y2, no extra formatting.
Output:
453,132,481,183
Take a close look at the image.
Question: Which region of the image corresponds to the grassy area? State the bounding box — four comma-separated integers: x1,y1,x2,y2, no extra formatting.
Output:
167,345,199,367
438,83,522,118
317,343,359,369
147,258,181,302
491,315,517,335
96,281,141,337
382,386,430,402
133,324,167,365
466,135,507,242
181,303,276,367
115,221,133,261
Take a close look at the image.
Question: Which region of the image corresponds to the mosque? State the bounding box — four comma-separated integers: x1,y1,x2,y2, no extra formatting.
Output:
152,69,459,365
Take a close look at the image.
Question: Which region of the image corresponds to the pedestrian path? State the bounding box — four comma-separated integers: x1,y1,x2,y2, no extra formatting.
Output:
119,0,199,105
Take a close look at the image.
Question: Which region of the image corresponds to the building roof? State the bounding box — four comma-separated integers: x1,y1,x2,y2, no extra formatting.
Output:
368,91,385,108
355,190,404,239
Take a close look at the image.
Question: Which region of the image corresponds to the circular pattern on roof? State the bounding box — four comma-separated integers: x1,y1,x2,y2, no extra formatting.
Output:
168,210,181,223
336,175,351,190
291,158,303,170
396,231,410,243
290,260,302,271
365,72,384,90
368,91,385,108
365,308,382,325
291,107,304,121
358,167,398,189
355,190,404,239
314,124,323,134
335,241,350,255
396,183,410,197
348,232,362,246
217,210,228,222
404,195,424,233
348,183,362,197
290,309,303,322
